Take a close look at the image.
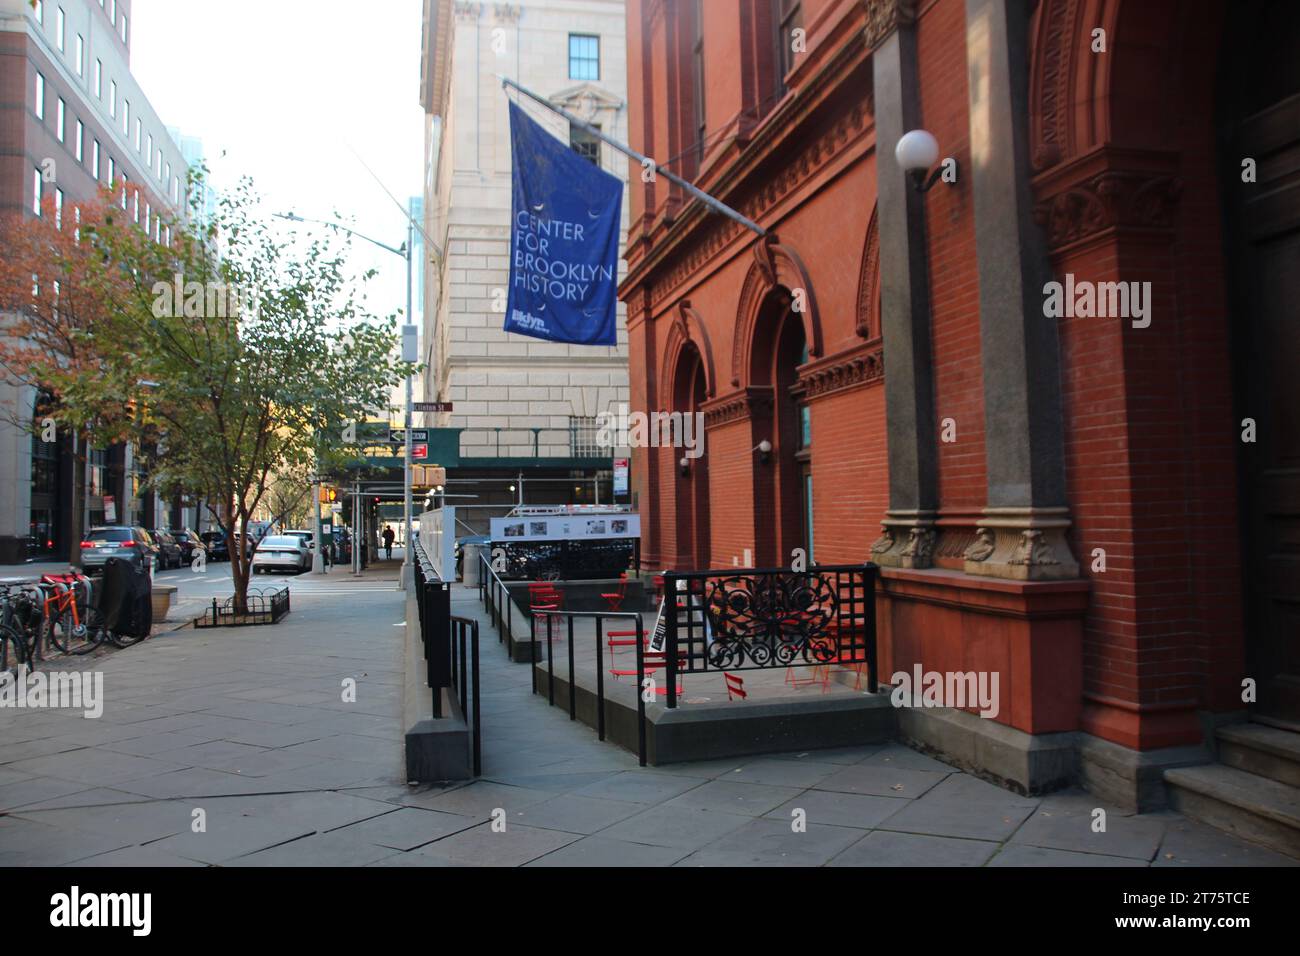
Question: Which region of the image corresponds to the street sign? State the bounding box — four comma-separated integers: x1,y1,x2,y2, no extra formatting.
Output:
389,428,429,443
411,444,429,460
614,458,629,495
413,402,453,413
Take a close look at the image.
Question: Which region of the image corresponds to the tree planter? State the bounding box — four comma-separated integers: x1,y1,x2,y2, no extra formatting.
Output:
151,584,177,623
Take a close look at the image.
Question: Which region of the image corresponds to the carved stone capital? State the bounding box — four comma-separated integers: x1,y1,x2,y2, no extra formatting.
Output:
862,0,918,51
871,512,936,569
962,508,1080,580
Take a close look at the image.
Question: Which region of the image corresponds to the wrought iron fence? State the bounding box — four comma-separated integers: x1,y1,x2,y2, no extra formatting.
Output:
195,585,290,627
660,563,878,708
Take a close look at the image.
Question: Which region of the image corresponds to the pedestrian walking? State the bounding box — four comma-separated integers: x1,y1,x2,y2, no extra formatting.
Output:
383,525,395,561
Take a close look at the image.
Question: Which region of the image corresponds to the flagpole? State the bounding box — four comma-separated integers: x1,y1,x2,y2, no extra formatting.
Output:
498,75,767,239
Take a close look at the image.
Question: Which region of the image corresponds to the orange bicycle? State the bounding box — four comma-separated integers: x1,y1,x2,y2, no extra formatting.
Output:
39,573,100,656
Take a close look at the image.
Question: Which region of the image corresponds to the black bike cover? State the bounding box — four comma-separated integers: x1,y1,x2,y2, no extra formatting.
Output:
98,558,153,638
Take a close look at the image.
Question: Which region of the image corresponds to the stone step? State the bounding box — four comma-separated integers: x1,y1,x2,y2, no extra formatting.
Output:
1164,763,1300,859
1217,722,1300,788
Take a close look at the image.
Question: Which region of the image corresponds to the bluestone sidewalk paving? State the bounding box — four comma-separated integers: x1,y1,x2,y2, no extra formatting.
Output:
0,577,1294,867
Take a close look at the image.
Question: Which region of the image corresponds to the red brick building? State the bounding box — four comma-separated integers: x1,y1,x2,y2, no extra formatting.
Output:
620,0,1299,811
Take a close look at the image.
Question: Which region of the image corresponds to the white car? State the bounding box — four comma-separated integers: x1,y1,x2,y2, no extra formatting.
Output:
252,535,311,574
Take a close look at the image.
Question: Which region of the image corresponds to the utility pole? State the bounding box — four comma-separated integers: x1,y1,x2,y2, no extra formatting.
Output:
402,216,415,589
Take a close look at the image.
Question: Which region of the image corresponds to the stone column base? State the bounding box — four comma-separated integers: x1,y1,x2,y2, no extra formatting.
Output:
897,706,1078,796
1077,733,1210,813
963,506,1080,580
871,511,936,569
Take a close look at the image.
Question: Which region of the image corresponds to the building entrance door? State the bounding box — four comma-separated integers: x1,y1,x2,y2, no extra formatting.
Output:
1225,3,1300,725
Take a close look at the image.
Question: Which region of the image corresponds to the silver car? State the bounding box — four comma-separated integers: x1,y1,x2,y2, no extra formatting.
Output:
80,526,160,574
251,535,311,575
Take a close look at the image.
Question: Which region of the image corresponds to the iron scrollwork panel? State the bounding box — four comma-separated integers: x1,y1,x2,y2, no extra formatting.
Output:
700,572,839,669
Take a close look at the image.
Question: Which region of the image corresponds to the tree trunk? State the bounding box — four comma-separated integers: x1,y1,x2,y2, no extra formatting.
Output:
231,509,250,615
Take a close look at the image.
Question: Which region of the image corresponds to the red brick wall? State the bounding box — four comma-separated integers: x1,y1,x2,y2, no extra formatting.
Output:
917,0,986,515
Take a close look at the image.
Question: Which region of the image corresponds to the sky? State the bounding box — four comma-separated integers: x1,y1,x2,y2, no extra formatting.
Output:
130,0,427,330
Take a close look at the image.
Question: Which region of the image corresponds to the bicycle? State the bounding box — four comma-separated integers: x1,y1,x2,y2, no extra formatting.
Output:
0,583,45,674
39,573,100,657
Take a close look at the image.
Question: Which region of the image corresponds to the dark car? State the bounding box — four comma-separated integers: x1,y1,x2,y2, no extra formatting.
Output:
152,531,184,570
167,529,207,566
200,531,229,561
80,526,160,574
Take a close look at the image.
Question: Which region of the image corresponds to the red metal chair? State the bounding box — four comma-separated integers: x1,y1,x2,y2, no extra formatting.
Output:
529,582,563,641
600,572,629,612
724,673,747,701
609,647,684,696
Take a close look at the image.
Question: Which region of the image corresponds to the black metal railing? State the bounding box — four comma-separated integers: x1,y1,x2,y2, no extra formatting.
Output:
532,609,649,767
479,551,519,648
660,563,879,709
413,538,481,776
196,585,290,627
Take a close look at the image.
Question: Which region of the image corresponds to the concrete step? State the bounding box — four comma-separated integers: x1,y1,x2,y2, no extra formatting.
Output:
1217,722,1300,788
1164,763,1300,859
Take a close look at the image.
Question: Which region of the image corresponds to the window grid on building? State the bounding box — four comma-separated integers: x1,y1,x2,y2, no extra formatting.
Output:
568,34,599,81
570,416,602,457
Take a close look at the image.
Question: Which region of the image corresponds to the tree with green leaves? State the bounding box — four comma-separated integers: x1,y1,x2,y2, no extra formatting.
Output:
89,173,412,612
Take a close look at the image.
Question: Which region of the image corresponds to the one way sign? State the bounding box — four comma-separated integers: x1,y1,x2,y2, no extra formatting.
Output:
389,429,429,444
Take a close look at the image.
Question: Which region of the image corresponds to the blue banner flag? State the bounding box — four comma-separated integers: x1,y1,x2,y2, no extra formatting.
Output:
505,100,623,346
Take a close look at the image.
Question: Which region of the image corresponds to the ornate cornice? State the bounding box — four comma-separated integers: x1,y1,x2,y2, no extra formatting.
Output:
795,341,884,402
492,3,520,22
453,1,481,20
701,388,773,429
862,0,918,51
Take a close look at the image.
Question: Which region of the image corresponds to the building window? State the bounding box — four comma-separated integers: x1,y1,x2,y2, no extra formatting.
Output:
120,13,127,44
92,140,100,179
95,59,102,97
107,155,114,186
774,0,803,92
56,6,64,51
34,1,43,25
146,132,152,160
132,189,138,223
570,416,601,456
569,122,601,167
55,188,63,229
109,80,116,117
110,0,116,25
135,118,141,150
75,34,83,75
164,161,170,184
568,34,599,81
34,72,44,120
33,167,42,216
56,97,65,141
75,119,83,162
122,99,129,136
144,202,150,232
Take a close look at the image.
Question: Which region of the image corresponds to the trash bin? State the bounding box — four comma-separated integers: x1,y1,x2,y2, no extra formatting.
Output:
462,543,481,586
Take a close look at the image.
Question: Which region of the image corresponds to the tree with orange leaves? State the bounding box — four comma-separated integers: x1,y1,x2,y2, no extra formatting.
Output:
0,190,151,566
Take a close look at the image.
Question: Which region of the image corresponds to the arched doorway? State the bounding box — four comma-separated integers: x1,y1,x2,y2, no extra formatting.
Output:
750,289,810,567
1221,0,1300,725
671,343,710,569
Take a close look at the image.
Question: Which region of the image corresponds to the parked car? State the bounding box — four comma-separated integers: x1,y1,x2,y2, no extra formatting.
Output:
152,531,184,570
252,535,311,574
80,526,160,574
200,530,229,561
167,528,207,566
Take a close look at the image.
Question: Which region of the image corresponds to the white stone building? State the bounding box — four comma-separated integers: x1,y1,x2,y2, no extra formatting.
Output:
418,0,630,468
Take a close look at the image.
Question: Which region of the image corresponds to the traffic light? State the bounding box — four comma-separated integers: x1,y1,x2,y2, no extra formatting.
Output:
319,486,338,504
